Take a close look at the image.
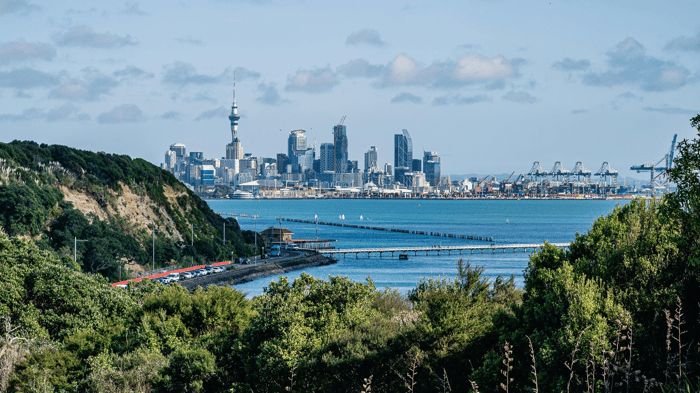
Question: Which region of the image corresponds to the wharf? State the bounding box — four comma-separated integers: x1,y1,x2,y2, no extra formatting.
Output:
281,217,494,242
315,243,569,258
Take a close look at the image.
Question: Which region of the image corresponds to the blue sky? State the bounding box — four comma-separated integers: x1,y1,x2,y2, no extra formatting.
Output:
1,0,698,178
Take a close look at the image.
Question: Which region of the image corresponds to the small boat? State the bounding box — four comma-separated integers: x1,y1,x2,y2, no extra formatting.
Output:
360,215,363,220
341,214,345,220
506,219,509,224
399,254,409,260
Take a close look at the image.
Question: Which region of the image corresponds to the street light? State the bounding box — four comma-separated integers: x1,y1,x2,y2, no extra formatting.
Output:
74,236,87,263
252,215,259,260
191,223,202,266
152,227,157,271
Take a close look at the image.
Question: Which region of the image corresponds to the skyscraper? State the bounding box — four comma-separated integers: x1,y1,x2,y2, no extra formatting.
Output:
320,143,334,172
226,82,243,160
333,124,348,173
394,129,413,183
364,146,378,172
423,151,441,187
288,130,307,157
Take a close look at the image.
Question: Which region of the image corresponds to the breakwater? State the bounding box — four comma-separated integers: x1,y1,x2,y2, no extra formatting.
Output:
280,217,494,242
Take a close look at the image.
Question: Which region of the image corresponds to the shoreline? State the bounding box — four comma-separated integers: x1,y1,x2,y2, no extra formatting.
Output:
204,195,641,201
180,252,336,290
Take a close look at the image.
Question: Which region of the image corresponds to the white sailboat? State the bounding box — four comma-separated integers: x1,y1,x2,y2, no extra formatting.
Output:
360,215,363,220
341,214,345,220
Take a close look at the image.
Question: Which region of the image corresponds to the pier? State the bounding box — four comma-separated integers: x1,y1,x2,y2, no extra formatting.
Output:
217,212,494,241
314,243,569,258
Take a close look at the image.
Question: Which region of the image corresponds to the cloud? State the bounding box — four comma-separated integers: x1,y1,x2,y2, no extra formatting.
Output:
160,111,182,120
122,2,147,15
571,109,589,114
0,0,38,15
665,32,700,53
0,103,88,122
502,91,537,103
459,44,481,50
45,103,87,121
390,92,422,104
337,58,384,78
189,92,217,103
162,62,219,85
97,104,146,124
582,38,690,91
346,29,387,47
0,67,60,89
0,107,44,122
175,34,204,46
112,65,154,80
552,57,590,71
432,93,491,106
378,53,524,89
232,66,261,81
0,39,56,64
14,90,31,98
256,82,289,105
49,67,119,101
195,107,227,121
643,106,697,115
162,63,259,87
53,25,138,49
285,66,338,93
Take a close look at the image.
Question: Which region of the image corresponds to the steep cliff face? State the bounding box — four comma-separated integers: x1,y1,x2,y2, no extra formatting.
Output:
0,140,253,280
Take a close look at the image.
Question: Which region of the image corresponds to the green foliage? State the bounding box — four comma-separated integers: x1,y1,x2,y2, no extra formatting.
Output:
0,183,62,236
237,274,413,392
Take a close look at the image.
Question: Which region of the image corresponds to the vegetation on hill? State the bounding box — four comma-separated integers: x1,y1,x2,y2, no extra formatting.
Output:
0,141,259,281
1,115,699,392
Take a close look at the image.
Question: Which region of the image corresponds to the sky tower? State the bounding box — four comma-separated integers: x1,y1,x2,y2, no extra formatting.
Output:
226,80,243,160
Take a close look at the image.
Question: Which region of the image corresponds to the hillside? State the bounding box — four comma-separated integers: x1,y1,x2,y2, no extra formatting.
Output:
0,140,257,281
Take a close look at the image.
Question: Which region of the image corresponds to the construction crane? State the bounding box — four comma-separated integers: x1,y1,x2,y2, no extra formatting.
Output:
501,171,516,195
630,134,677,197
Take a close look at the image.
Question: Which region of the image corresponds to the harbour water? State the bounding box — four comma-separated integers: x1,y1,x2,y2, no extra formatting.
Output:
208,199,629,297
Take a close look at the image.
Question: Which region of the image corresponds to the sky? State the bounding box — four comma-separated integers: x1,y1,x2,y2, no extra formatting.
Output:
1,0,698,179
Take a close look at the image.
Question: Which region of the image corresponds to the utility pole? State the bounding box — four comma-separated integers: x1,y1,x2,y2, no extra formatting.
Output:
252,215,259,260
152,227,156,271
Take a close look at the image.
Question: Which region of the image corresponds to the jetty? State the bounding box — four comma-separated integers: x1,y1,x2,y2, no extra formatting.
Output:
314,243,569,258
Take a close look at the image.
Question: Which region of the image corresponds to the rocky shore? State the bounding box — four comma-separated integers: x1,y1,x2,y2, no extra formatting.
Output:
180,252,336,290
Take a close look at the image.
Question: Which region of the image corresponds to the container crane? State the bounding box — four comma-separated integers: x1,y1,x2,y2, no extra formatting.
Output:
630,134,677,197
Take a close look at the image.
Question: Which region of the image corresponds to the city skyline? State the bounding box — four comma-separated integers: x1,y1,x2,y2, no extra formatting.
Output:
0,0,698,178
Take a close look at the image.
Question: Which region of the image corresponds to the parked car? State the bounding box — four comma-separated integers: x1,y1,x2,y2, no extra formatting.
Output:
180,271,195,280
196,268,208,276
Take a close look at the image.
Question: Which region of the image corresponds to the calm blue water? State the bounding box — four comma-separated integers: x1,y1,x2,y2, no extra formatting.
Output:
208,199,628,297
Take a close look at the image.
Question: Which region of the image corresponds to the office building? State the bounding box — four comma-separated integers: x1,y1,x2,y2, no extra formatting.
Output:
394,129,413,183
333,124,348,173
288,129,307,158
364,146,378,172
412,158,422,172
320,143,334,172
423,151,441,187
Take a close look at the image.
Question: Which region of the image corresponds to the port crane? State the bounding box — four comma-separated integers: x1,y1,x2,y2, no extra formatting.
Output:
630,134,677,197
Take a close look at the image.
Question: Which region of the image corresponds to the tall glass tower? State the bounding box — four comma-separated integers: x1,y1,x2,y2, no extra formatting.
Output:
394,129,413,181
333,124,348,173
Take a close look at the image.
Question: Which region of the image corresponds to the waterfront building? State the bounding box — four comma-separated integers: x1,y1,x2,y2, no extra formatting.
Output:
384,163,393,178
226,83,243,160
364,146,378,172
423,151,441,187
394,129,413,175
320,143,334,172
333,124,348,173
201,165,216,185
